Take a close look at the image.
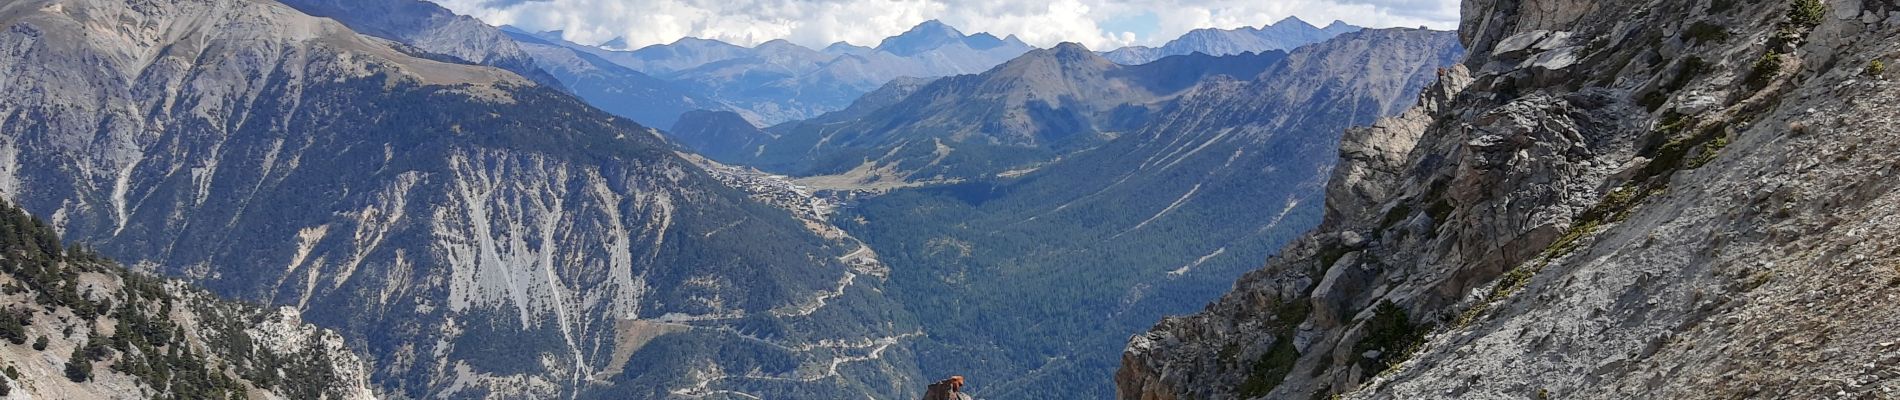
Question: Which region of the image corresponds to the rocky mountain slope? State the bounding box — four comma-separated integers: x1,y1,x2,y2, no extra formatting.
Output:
548,20,1036,125
1119,0,1900,398
279,0,723,129
275,0,563,88
735,45,1291,184
0,198,376,399
834,28,1462,399
1101,17,1361,65
0,0,926,398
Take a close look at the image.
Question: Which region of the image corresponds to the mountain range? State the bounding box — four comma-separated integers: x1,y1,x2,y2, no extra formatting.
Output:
536,20,1037,125
12,0,1869,398
837,28,1461,397
676,44,1294,184
1099,17,1362,65
0,0,1472,396
0,0,923,397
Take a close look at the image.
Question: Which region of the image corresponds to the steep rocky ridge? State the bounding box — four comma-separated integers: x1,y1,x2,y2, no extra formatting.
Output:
1119,0,1900,398
836,28,1461,399
279,0,725,128
276,0,563,88
0,0,924,398
0,198,376,399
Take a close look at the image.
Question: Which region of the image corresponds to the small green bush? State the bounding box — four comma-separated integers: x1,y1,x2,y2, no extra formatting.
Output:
1788,0,1827,29
1868,60,1887,78
1748,53,1784,88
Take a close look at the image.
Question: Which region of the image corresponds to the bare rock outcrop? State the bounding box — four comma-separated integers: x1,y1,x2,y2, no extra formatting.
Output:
1120,0,1900,398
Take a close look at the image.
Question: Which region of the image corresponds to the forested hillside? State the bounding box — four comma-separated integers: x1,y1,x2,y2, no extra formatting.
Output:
0,198,377,399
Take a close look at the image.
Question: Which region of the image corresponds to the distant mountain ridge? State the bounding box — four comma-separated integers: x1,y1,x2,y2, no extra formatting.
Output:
535,20,1036,125
1101,17,1361,65
280,0,731,129
498,27,728,128
705,42,1291,184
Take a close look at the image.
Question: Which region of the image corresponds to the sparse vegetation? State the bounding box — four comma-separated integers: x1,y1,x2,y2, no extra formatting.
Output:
0,197,336,398
1238,335,1302,397
1868,60,1887,78
1743,271,1775,291
63,344,91,382
1707,0,1735,13
0,311,24,345
1690,130,1731,168
1787,0,1827,29
1237,298,1313,397
1685,21,1730,44
1460,178,1669,328
1749,53,1785,88
1355,301,1426,375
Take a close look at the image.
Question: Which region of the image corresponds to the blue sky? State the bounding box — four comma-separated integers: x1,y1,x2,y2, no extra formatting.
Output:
430,0,1460,50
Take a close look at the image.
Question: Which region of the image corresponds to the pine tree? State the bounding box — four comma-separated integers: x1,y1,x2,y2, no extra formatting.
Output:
64,343,91,382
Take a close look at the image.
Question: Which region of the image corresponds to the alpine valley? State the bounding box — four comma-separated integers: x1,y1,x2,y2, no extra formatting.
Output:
4,0,1892,398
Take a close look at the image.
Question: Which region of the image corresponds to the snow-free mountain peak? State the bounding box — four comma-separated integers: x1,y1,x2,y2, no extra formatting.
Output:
877,19,974,56
1272,15,1318,30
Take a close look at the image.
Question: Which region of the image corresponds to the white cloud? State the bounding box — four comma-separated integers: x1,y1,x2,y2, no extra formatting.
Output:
428,0,1458,50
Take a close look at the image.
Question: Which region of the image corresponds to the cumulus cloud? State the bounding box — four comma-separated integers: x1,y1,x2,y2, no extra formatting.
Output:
428,0,1459,50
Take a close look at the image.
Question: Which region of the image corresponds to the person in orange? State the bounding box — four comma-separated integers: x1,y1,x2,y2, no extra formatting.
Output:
920,375,972,400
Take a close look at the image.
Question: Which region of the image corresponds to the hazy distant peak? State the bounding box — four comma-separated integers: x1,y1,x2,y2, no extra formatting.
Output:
601,36,629,50
964,32,1007,50
1272,15,1317,29
822,41,874,56
877,19,972,56
754,38,806,51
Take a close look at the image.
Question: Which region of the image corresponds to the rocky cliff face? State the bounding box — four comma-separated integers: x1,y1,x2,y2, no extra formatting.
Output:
0,199,375,399
0,0,923,398
1119,0,1900,398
